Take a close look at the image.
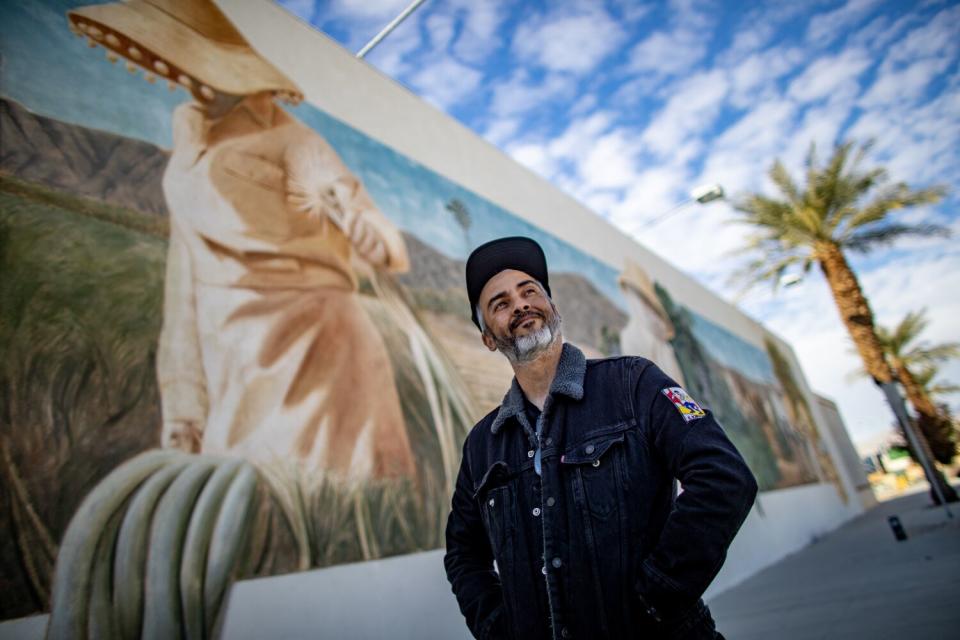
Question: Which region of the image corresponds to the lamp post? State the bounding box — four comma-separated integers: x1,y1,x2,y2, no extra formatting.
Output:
356,0,429,59
646,183,725,227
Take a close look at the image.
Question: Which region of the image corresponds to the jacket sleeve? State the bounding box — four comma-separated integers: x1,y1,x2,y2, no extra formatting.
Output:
443,437,506,639
632,360,758,620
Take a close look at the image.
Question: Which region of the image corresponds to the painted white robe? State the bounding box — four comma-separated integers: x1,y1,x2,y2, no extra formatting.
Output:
157,98,415,481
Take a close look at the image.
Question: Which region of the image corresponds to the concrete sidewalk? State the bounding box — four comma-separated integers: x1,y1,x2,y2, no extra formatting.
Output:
708,488,960,640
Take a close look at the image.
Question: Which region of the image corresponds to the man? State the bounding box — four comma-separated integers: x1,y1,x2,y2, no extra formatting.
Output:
444,236,758,639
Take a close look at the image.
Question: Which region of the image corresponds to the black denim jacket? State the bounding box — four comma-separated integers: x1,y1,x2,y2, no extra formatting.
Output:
444,343,758,640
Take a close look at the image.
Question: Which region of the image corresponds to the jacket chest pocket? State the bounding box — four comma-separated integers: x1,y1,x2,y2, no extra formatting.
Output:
473,462,516,556
562,432,625,520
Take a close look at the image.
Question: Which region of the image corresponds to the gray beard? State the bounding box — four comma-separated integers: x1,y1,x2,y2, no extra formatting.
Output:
492,307,562,364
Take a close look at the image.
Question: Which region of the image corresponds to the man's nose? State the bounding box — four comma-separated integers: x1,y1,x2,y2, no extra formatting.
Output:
513,300,530,314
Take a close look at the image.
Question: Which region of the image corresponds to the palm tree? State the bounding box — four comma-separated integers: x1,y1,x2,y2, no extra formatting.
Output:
856,310,959,463
445,198,472,252
733,140,955,501
915,366,960,402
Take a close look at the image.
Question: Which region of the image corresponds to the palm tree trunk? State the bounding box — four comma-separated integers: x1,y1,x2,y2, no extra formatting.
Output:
817,243,958,504
816,243,890,383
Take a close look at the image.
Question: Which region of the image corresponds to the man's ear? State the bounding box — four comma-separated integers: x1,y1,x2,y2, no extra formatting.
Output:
481,331,498,352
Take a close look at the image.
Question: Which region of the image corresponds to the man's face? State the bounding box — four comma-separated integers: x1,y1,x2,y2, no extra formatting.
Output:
477,269,561,363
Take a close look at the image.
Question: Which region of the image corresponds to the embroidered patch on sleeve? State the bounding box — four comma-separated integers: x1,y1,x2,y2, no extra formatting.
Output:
662,387,706,422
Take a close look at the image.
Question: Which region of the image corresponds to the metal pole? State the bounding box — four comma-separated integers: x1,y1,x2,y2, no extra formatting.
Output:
356,0,428,59
646,197,694,228
877,381,953,518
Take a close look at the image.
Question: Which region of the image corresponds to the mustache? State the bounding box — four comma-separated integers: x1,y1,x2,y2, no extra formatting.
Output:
510,310,545,331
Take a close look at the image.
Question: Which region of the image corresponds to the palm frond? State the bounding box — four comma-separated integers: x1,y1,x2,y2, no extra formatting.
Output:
726,251,807,293
769,160,801,205
907,343,960,364
842,223,949,252
837,183,946,238
889,309,929,352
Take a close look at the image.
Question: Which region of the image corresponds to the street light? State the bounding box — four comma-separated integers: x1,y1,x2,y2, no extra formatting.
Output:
356,0,429,59
646,183,725,227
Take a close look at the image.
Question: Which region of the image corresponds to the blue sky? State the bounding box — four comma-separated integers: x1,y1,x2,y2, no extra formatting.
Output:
276,0,960,447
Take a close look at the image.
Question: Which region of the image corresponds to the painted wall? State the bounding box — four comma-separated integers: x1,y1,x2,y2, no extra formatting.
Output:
0,0,864,624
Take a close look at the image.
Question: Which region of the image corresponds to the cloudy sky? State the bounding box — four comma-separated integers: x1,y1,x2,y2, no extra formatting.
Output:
276,0,960,448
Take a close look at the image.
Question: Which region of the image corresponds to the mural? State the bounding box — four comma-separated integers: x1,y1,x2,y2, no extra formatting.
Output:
0,0,834,623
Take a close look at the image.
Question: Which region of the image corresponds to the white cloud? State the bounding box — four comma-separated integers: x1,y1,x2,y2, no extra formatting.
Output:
729,47,803,108
806,0,882,48
626,0,715,82
327,0,411,23
547,111,615,160
489,70,576,118
861,59,946,108
629,29,708,79
425,12,455,51
576,129,640,190
483,118,521,147
449,1,507,64
408,58,483,110
362,12,424,77
506,142,559,177
787,48,872,103
882,4,960,66
513,7,627,74
640,69,729,157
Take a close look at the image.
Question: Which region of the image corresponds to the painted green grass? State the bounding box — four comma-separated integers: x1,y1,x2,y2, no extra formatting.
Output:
0,182,166,617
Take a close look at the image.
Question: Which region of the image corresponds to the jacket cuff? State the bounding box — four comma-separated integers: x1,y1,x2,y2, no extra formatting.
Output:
635,559,689,622
478,604,505,640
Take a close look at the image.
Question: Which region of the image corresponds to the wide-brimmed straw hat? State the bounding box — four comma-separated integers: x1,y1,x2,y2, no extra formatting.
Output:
618,260,674,336
67,0,302,104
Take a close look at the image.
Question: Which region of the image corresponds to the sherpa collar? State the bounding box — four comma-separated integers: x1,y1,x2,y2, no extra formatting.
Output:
490,342,586,435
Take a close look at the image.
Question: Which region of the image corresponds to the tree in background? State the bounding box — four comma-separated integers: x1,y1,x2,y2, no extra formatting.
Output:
445,198,472,252
859,310,959,463
733,140,956,502
915,366,960,404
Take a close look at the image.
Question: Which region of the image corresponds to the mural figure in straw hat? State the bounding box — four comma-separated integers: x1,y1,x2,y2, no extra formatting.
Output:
67,0,416,481
618,259,686,385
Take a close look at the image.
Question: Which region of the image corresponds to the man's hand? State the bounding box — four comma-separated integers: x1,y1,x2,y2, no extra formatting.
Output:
161,419,203,453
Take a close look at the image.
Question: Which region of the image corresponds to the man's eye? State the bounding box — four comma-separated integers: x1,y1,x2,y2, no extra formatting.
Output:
494,301,507,311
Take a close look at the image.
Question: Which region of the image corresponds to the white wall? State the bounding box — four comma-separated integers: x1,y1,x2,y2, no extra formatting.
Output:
215,483,858,639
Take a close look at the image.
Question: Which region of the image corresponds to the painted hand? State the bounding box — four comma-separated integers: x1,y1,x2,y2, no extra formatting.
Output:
161,419,203,453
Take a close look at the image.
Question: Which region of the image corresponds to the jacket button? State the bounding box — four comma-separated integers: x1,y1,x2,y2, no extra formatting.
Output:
542,565,547,575
585,444,595,454
527,449,535,458
592,459,600,467
532,507,541,516
488,498,495,507
552,557,562,568
546,497,555,507
545,437,553,446
561,628,571,638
